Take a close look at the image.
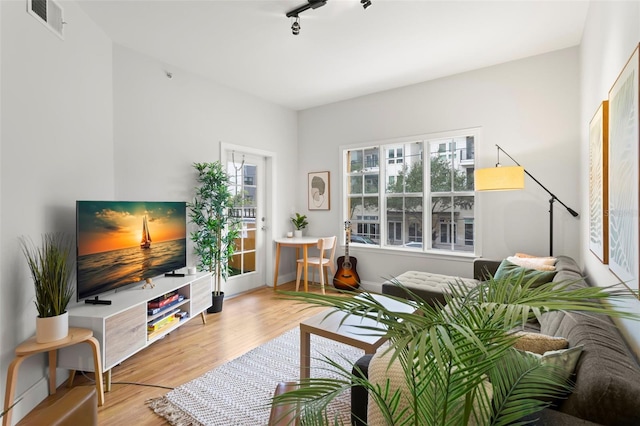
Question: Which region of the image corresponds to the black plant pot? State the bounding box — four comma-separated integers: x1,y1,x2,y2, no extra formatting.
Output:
207,291,224,314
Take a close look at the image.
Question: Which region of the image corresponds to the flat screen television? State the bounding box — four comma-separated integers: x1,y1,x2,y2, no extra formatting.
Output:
76,200,187,302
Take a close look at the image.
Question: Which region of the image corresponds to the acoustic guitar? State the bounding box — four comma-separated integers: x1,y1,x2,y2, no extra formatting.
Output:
333,221,360,290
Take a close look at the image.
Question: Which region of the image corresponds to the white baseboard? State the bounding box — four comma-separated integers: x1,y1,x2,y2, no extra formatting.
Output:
7,369,69,425
359,280,383,294
7,377,47,425
273,271,296,287
267,275,383,294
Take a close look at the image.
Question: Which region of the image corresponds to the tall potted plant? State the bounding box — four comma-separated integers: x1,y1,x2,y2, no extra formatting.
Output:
188,162,240,313
272,275,638,425
20,233,75,343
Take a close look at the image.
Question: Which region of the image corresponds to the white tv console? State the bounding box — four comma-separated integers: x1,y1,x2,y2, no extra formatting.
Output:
58,271,212,390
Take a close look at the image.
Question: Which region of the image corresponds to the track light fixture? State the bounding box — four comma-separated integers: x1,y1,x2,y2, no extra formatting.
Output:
286,0,327,18
286,0,371,34
291,17,300,35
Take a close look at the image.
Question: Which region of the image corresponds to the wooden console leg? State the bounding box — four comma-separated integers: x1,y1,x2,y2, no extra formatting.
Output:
200,311,207,324
67,370,77,388
105,369,112,392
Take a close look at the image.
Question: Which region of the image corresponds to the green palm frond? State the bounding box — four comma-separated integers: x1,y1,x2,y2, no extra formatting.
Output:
274,274,639,425
489,349,574,426
270,355,355,425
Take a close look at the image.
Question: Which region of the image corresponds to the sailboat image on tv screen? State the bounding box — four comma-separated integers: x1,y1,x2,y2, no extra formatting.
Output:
140,215,152,249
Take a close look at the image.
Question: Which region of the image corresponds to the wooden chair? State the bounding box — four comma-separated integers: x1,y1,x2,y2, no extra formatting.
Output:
295,236,337,294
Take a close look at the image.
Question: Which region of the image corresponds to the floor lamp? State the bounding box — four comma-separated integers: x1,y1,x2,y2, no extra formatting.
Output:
475,144,579,256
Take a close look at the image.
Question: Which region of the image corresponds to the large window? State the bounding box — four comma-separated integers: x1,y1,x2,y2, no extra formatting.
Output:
344,129,477,254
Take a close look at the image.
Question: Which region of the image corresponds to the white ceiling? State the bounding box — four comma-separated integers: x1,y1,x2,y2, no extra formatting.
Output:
75,0,589,110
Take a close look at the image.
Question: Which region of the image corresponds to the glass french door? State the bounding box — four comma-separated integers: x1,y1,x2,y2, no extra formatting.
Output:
226,152,266,293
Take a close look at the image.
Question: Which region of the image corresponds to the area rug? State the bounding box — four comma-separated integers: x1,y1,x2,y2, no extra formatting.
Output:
147,327,364,425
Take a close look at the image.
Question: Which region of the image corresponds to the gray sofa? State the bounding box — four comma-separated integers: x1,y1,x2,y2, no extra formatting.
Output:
352,256,640,425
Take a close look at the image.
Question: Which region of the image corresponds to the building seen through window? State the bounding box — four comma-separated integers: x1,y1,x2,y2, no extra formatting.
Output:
344,130,476,254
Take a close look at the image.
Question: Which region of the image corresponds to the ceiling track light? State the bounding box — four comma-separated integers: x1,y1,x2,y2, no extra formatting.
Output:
291,16,301,35
285,0,371,34
286,0,327,18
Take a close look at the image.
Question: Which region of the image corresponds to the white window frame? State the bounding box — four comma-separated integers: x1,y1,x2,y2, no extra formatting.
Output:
340,128,481,257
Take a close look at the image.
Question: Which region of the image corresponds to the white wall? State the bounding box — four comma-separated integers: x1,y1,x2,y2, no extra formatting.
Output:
0,4,299,424
112,45,298,203
580,1,640,357
111,45,299,290
297,48,581,287
0,1,114,421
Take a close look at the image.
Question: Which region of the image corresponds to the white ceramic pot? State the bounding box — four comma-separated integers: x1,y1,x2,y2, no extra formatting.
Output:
294,230,303,238
36,312,69,343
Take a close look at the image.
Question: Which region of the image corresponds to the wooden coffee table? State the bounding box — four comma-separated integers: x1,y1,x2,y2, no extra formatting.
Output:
299,293,415,379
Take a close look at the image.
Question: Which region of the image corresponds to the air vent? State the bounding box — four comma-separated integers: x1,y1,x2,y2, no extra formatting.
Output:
27,0,64,39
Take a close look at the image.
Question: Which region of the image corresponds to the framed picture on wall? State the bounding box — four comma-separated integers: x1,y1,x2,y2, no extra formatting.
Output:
589,100,609,264
608,43,639,292
308,171,330,210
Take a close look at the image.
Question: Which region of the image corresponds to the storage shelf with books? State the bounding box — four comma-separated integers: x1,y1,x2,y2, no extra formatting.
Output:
146,292,191,342
145,289,191,341
147,292,190,322
147,310,190,342
58,272,212,391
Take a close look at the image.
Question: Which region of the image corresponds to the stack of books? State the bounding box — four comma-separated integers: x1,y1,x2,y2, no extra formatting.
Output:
147,292,184,315
147,308,180,332
147,292,189,334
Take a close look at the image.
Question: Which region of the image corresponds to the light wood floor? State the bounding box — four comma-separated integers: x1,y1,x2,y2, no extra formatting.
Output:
18,281,340,425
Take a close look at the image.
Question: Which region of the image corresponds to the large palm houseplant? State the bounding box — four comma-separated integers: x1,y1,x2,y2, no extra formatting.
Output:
272,273,638,425
20,233,75,343
188,161,240,313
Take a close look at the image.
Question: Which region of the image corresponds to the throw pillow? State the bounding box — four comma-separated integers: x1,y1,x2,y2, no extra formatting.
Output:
515,253,558,265
512,331,569,354
367,345,492,426
506,256,557,271
494,259,557,287
523,345,584,383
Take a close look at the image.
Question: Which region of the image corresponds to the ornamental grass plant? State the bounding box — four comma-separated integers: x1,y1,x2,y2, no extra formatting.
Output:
20,233,75,318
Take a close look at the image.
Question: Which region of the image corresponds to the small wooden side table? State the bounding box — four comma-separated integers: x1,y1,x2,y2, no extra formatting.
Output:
273,236,321,292
3,327,105,426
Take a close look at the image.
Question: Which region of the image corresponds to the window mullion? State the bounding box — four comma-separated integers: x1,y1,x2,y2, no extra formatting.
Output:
423,143,430,250
379,145,387,246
